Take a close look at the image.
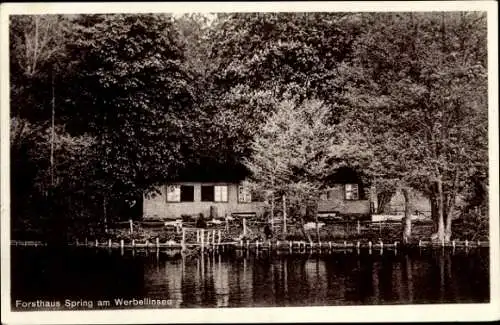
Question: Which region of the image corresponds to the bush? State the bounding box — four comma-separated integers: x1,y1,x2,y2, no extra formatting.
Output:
453,210,488,241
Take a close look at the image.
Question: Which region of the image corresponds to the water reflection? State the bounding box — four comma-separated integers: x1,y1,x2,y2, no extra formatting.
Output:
11,247,490,309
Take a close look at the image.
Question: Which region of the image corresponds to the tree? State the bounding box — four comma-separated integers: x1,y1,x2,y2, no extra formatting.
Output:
65,14,197,206
342,12,488,243
9,15,89,242
10,14,200,240
208,13,363,101
191,13,366,189
244,98,345,242
10,14,71,185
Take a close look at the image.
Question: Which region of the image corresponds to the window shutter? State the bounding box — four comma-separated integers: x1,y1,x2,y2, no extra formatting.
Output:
345,184,359,200
221,186,228,202
238,186,252,203
166,185,180,202
215,185,228,202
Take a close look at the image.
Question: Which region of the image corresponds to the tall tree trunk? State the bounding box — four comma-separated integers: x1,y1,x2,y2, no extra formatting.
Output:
103,197,108,234
444,171,459,242
435,178,446,242
402,188,412,244
50,70,55,187
298,216,312,243
47,68,61,246
430,192,438,230
313,203,320,243
270,193,274,229
445,194,456,242
282,194,287,234
377,190,395,214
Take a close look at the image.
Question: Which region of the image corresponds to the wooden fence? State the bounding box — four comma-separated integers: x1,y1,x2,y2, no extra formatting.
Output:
11,238,489,254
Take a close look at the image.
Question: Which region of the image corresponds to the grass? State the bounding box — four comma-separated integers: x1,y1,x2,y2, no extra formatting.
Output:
16,216,488,243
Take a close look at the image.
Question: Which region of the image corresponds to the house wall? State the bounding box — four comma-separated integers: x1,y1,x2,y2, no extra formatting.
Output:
143,182,265,220
144,182,371,220
317,184,371,215
387,189,431,215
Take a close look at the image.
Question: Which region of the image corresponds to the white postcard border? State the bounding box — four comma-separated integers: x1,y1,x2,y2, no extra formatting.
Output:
1,2,498,324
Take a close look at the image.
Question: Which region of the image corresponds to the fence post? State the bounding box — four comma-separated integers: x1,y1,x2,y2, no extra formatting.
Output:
181,228,186,252
212,230,216,246
132,239,135,248
243,218,247,236
95,239,98,247
120,239,124,249
108,239,112,248
218,230,221,245
156,237,160,249
201,229,205,252
129,219,133,234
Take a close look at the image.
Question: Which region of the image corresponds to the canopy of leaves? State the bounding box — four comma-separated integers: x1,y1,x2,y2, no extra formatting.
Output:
9,12,489,241
339,12,487,237
244,98,346,208
63,14,198,198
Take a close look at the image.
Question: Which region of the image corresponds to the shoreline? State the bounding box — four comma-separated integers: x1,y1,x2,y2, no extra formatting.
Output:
10,239,490,250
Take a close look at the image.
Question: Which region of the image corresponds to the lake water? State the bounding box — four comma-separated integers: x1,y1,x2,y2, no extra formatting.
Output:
11,247,489,310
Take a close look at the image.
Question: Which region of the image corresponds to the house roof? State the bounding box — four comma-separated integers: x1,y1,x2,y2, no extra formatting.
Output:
169,160,250,182
323,166,364,184
169,163,364,185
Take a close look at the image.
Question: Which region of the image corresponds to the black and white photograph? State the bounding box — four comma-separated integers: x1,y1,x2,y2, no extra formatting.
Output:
1,1,498,324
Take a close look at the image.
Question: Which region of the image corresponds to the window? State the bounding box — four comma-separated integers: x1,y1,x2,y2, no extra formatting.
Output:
345,184,359,200
201,185,214,202
319,189,334,201
166,185,194,202
238,186,252,203
166,185,180,202
201,185,228,202
180,185,194,202
214,185,228,202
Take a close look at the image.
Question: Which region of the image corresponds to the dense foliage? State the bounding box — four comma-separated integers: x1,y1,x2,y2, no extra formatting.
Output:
9,12,488,242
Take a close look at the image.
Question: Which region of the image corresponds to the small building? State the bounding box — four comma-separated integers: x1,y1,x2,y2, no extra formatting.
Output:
143,162,264,220
316,167,372,220
143,166,372,220
143,181,265,220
